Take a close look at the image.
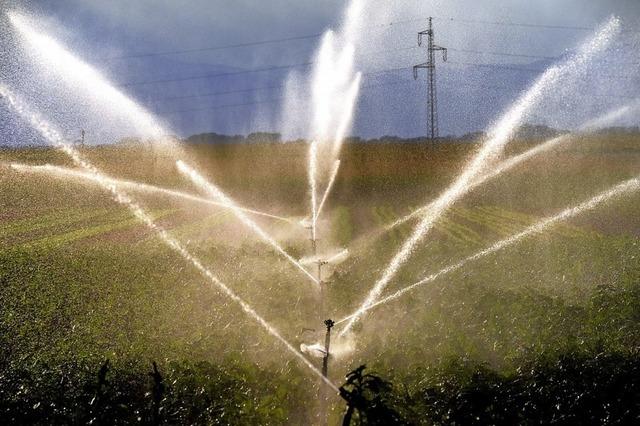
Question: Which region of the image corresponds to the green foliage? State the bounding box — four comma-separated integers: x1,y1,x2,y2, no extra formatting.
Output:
0,357,298,425
394,350,640,425
340,365,406,425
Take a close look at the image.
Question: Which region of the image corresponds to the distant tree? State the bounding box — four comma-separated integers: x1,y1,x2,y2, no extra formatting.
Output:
116,137,142,145
246,132,281,143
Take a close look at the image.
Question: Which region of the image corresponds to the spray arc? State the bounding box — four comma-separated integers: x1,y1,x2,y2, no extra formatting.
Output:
336,174,640,330
339,16,621,337
383,100,640,232
176,160,320,289
8,163,297,225
8,12,167,140
0,84,337,392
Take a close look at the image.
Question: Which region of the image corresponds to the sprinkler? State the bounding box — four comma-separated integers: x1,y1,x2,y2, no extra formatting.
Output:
322,319,334,377
319,318,335,425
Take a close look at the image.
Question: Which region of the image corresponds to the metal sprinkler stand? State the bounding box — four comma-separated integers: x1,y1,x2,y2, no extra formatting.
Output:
319,318,334,425
304,220,317,256
322,319,334,377
305,216,334,424
303,221,328,320
316,259,329,322
316,259,328,280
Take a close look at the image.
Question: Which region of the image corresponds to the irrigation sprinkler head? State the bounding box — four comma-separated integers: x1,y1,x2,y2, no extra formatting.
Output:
324,319,335,330
301,249,349,268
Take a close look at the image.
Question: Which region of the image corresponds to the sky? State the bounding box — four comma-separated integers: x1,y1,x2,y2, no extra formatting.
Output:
1,0,640,144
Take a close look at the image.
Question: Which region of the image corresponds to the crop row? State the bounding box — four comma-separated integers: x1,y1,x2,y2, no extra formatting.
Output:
369,204,596,251
18,209,177,250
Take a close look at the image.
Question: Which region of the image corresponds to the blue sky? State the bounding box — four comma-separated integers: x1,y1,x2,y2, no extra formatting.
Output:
2,0,640,143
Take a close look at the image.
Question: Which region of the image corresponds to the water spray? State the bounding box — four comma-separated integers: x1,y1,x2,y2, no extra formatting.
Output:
336,174,640,330
7,163,297,225
334,100,640,264
385,134,572,230
176,160,320,289
308,140,319,252
300,9,364,417
339,17,621,337
326,248,349,265
299,318,337,424
581,100,640,132
385,100,640,231
8,11,167,139
331,73,362,160
0,84,337,392
315,160,341,222
299,248,349,272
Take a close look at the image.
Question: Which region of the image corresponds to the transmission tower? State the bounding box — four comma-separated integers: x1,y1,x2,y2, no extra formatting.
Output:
413,17,447,144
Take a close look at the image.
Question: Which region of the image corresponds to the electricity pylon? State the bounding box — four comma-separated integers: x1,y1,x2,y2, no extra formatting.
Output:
413,17,447,144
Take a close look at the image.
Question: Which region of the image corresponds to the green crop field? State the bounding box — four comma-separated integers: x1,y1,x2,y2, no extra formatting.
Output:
1,134,639,423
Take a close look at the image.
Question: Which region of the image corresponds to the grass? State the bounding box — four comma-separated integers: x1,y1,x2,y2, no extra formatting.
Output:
0,208,111,237
17,209,177,250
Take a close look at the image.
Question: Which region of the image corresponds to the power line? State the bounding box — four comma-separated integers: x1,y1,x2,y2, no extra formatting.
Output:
447,60,639,80
103,23,637,93
144,84,285,103
447,47,558,61
102,16,425,62
127,50,635,94
113,24,636,89
447,49,639,66
122,44,424,89
438,16,640,34
156,88,635,118
99,14,621,64
137,54,638,106
120,53,533,90
434,16,595,32
448,60,543,73
112,23,635,88
104,34,323,61
154,74,638,117
157,79,417,114
120,62,313,87
142,65,414,104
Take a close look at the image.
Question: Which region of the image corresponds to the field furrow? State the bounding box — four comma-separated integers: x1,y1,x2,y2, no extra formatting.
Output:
19,209,177,250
